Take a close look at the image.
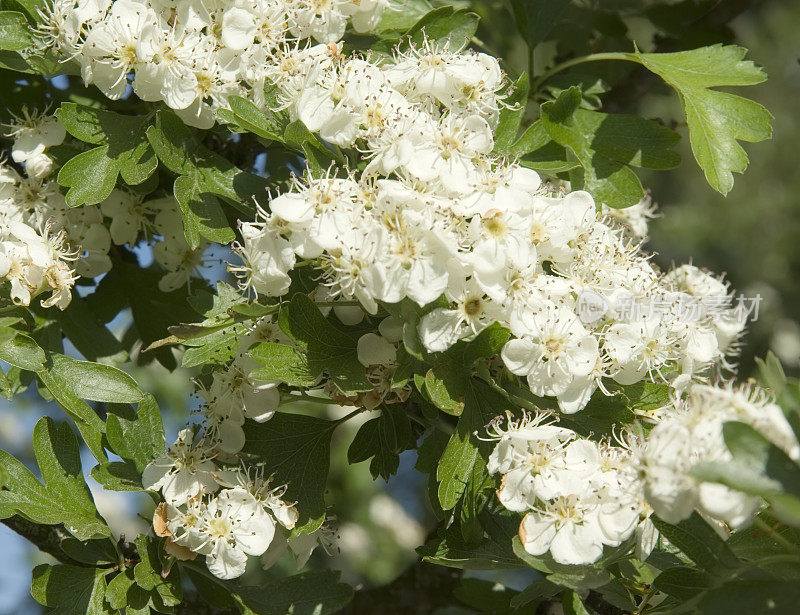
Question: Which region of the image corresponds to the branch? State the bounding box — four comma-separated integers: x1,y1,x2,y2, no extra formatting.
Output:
2,516,234,614
1,516,87,566
339,562,462,615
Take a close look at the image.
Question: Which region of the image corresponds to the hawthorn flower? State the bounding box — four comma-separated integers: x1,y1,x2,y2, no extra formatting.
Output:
604,317,676,385
5,109,66,179
82,0,159,99
519,495,606,565
142,429,219,505
190,487,275,580
404,114,494,192
418,279,503,352
502,304,600,400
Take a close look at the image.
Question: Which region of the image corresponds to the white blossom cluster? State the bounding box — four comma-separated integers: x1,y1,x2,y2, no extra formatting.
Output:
2,112,78,309
0,109,212,305
143,428,318,579
236,63,746,414
486,383,799,566
196,316,287,455
39,2,749,415
40,0,389,128
141,306,362,579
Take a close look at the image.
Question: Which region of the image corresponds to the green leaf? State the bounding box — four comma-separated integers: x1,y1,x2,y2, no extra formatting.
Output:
557,387,638,439
61,538,118,566
46,353,142,403
180,323,248,368
697,579,800,614
561,589,590,615
631,44,772,195
133,535,182,606
437,381,506,509
2,0,46,24
406,6,479,52
145,109,198,175
510,579,559,609
104,395,166,473
651,512,741,575
454,578,526,614
0,418,109,540
693,421,800,497
515,123,577,174
278,294,371,394
224,95,286,141
283,120,344,175
37,365,107,463
348,405,414,480
40,296,127,364
373,0,432,33
371,406,411,481
728,512,800,565
0,11,34,51
456,322,511,365
494,73,530,154
57,145,119,207
652,566,713,601
756,351,788,394
232,570,353,615
31,564,109,615
146,109,268,217
249,341,316,387
90,460,143,492
173,173,236,247
242,412,337,533
56,103,157,188
418,513,523,570
509,0,570,48
539,87,680,207
347,418,380,464
104,570,136,611
0,330,45,370
424,365,466,415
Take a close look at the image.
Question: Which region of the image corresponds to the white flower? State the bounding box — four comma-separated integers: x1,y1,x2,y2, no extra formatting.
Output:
404,114,494,192
519,495,605,565
194,487,276,579
5,110,66,168
343,0,388,33
234,211,297,297
604,317,675,385
289,0,350,42
502,304,599,398
82,0,158,99
418,280,502,352
142,429,219,505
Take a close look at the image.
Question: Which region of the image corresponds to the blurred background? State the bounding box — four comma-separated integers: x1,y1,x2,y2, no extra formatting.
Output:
2,0,799,612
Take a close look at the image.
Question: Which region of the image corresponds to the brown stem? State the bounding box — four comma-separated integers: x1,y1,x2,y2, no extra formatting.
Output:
1,517,234,614
1,516,88,566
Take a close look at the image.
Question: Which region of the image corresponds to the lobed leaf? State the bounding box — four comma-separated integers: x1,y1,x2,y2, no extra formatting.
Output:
278,294,372,394
31,564,109,615
242,412,337,533
631,44,772,195
405,6,479,52
0,418,109,540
